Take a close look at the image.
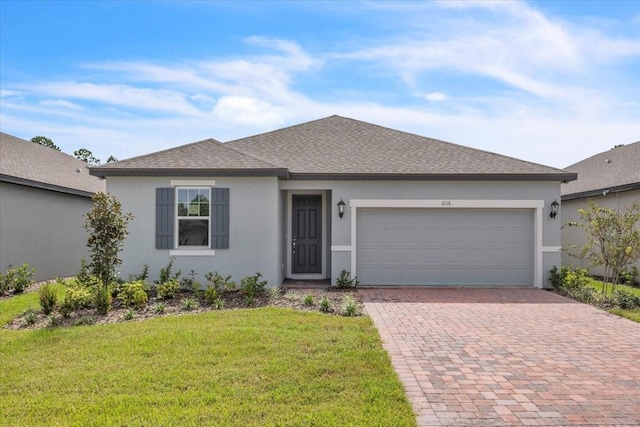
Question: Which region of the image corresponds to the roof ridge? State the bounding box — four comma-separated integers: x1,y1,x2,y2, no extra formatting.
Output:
564,140,640,169
225,115,342,146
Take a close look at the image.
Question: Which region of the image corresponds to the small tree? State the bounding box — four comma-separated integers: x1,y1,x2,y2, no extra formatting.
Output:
567,200,640,292
84,192,133,286
31,136,61,151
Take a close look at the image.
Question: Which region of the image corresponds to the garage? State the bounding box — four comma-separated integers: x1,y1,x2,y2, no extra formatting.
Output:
356,208,533,286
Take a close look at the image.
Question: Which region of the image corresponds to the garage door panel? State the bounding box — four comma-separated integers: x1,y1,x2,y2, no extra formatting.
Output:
357,208,533,286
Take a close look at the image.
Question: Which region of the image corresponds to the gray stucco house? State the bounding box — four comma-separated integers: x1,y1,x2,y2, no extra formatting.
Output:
561,141,640,280
0,132,106,280
91,116,576,288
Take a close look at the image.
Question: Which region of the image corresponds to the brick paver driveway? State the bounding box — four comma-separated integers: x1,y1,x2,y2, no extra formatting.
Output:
360,288,640,426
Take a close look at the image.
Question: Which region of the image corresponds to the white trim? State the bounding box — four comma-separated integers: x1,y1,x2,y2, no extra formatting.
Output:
542,246,562,253
350,199,544,209
175,187,212,249
169,249,216,257
331,245,353,252
348,199,545,289
170,179,215,187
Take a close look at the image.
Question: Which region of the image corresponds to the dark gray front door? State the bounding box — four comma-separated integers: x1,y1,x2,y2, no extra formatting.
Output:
292,195,322,274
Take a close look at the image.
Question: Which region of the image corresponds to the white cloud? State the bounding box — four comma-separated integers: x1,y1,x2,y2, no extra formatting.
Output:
212,95,288,127
39,99,83,110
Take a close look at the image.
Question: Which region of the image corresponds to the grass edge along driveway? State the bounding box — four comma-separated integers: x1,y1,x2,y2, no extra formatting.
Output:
0,294,415,427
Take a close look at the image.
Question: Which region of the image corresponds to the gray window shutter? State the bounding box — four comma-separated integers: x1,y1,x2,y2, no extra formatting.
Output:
156,188,174,249
211,188,229,249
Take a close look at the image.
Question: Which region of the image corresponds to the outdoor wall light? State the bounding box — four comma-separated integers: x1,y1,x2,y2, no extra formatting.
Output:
550,199,559,219
337,199,346,218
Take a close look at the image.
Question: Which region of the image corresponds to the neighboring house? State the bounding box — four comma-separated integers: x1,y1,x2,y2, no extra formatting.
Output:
91,116,576,288
561,141,640,279
0,132,106,281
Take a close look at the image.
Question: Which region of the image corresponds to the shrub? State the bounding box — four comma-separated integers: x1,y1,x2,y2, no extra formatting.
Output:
319,295,331,313
38,284,58,315
239,272,267,300
129,264,149,282
157,279,180,300
268,287,282,298
73,317,95,326
64,284,94,311
95,285,112,315
49,315,61,327
158,257,181,284
204,286,219,305
124,309,135,320
211,297,224,310
117,281,149,309
335,270,359,290
204,271,236,293
181,270,202,294
24,308,37,325
613,288,640,309
181,297,198,311
341,295,358,317
1,264,36,294
303,294,315,306
153,302,167,314
548,266,590,292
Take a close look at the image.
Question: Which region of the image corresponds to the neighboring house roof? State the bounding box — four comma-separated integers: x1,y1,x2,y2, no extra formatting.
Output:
91,115,576,181
91,138,287,177
0,132,105,197
561,141,640,200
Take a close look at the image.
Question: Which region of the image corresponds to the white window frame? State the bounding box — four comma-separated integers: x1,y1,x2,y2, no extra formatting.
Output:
175,186,212,250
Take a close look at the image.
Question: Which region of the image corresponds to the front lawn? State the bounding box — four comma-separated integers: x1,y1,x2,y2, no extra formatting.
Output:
0,296,415,426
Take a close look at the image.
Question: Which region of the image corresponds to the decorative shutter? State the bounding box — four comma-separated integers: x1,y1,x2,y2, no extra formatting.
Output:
156,188,175,249
211,188,230,249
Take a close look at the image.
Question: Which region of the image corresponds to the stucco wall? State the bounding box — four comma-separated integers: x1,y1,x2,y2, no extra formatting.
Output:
0,182,92,281
281,180,563,287
561,190,640,280
106,176,282,287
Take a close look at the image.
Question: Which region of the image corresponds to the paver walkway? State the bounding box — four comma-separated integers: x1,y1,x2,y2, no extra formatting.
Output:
359,288,640,426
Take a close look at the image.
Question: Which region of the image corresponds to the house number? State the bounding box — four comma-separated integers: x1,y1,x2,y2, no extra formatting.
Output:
441,200,452,206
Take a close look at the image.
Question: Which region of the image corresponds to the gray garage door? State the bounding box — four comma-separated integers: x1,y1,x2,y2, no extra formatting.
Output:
357,208,533,286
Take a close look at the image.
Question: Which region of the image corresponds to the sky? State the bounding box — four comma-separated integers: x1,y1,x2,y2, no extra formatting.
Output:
1,1,639,169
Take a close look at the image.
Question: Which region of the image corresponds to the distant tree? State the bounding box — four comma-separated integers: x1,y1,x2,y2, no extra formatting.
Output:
106,155,118,163
30,136,61,151
74,148,101,166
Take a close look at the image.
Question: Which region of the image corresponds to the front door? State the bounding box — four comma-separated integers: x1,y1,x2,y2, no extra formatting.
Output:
292,195,322,274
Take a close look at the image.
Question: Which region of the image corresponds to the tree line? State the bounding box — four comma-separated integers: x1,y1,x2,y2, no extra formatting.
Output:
30,136,117,166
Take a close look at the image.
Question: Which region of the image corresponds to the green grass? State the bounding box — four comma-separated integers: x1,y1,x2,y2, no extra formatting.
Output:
0,294,415,426
609,308,640,323
0,283,66,325
585,280,640,323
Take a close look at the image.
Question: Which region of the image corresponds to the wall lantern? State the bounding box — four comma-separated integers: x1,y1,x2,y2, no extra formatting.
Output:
550,199,559,219
337,199,346,218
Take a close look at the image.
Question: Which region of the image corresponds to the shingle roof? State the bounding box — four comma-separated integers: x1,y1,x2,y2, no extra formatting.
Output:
90,115,576,181
0,132,105,196
561,141,640,199
227,116,575,180
91,138,287,177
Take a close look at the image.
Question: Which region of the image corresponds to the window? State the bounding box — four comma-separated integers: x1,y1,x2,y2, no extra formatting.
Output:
176,188,210,247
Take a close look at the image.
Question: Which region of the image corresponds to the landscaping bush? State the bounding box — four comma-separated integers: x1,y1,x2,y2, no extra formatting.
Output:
342,295,358,317
204,271,236,293
158,257,181,284
38,284,58,315
156,279,180,300
63,282,95,311
117,281,150,309
319,295,331,313
548,266,590,292
613,288,640,309
1,264,36,294
335,270,359,290
95,285,112,315
239,272,267,304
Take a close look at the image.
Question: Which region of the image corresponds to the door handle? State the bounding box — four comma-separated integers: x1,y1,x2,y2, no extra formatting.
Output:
292,237,297,254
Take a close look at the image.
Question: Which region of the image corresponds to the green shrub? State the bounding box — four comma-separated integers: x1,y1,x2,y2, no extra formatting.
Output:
128,264,149,282
158,257,181,284
38,284,58,315
548,266,590,292
49,315,61,327
124,308,135,320
181,270,202,294
341,295,358,317
24,308,37,325
157,279,180,300
153,302,167,314
117,281,149,309
64,284,94,311
204,285,219,305
239,272,267,300
268,287,282,298
1,264,36,293
304,294,315,306
73,316,95,327
211,297,224,310
613,288,640,309
204,271,236,293
181,297,198,311
335,270,359,290
95,285,112,315
319,295,331,313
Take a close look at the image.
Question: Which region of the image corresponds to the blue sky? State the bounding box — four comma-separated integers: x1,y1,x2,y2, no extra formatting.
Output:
1,1,639,168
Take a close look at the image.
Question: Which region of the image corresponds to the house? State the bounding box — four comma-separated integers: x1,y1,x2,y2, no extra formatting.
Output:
90,116,576,288
0,132,106,281
561,141,640,279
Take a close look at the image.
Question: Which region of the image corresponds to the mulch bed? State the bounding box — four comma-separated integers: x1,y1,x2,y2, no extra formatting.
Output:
4,285,364,330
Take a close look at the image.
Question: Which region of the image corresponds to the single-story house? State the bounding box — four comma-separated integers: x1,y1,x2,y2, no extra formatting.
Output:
0,132,106,281
561,141,640,279
91,116,576,288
